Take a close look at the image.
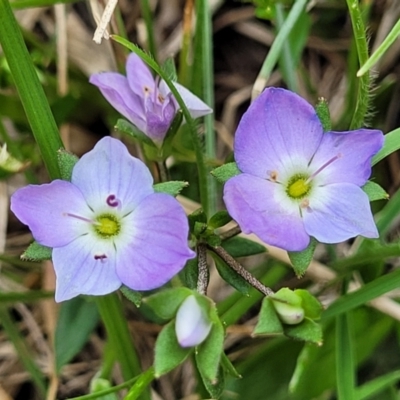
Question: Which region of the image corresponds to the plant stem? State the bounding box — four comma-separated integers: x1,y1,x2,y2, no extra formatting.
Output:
197,243,208,295
219,225,242,241
208,245,274,296
346,0,371,129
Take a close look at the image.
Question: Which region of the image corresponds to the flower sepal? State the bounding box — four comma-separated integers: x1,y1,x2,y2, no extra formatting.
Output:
362,180,389,202
115,119,157,148
154,291,225,390
211,162,241,184
57,149,79,181
153,180,188,197
120,285,142,307
254,288,323,345
22,241,52,261
288,237,318,277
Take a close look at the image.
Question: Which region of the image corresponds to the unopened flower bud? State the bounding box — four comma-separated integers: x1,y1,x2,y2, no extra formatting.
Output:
271,288,305,325
272,300,304,325
175,295,212,348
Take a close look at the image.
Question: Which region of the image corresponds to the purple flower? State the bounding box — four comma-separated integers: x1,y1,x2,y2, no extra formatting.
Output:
11,137,195,302
175,295,212,348
223,88,384,252
89,54,212,144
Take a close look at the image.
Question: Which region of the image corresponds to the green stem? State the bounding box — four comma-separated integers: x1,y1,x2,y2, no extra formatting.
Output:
95,294,150,400
124,367,155,400
111,36,209,214
346,0,370,129
0,0,63,180
195,0,217,216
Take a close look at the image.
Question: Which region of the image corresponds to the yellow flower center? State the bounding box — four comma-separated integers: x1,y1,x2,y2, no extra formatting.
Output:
95,214,120,238
286,175,311,199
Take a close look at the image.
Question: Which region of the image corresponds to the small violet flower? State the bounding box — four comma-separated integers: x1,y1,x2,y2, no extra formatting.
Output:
175,295,212,348
223,88,384,252
11,137,195,302
89,54,212,145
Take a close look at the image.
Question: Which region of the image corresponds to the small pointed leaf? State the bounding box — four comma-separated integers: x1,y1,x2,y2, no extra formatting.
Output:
288,237,317,277
153,181,188,196
22,241,52,261
253,297,284,335
211,162,241,183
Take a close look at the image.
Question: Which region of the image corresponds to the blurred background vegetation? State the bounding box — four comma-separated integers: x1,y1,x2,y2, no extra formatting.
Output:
2,0,400,399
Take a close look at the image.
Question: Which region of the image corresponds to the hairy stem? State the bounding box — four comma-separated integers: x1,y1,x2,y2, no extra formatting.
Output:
209,245,274,296
197,243,209,295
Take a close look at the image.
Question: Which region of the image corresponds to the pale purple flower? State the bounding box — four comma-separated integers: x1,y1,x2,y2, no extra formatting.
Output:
89,54,212,144
223,88,384,252
175,295,212,348
11,137,195,302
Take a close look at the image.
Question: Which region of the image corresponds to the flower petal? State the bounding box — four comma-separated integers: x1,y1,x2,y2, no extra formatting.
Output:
53,236,121,302
175,295,212,347
115,193,195,290
89,72,147,132
234,88,323,179
144,94,176,142
10,180,92,247
126,53,155,97
169,82,213,119
309,129,384,186
303,183,378,243
224,174,310,251
72,137,154,214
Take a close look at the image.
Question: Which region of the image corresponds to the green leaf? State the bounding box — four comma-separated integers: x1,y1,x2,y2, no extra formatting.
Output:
362,180,389,202
288,237,317,277
284,318,323,345
372,128,400,166
57,148,78,181
179,258,198,290
212,253,252,296
90,378,118,400
208,210,232,229
322,268,400,320
355,370,400,400
21,241,52,261
153,181,188,196
222,236,266,258
294,289,323,320
143,287,192,320
315,97,331,132
199,365,225,399
120,286,142,307
220,351,242,379
253,297,284,336
154,321,192,377
0,0,63,180
211,162,241,183
196,318,224,382
115,119,156,148
336,313,356,400
55,297,99,371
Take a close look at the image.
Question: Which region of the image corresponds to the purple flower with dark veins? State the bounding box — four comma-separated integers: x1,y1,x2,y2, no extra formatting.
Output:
223,88,384,252
11,137,195,302
89,53,212,145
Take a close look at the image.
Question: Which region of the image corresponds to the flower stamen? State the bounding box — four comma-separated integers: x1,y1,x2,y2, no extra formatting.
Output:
306,153,342,184
94,254,107,262
64,213,98,225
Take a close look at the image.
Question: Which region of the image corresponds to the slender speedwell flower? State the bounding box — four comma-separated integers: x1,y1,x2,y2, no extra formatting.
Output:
11,137,195,302
223,88,384,251
90,53,212,145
